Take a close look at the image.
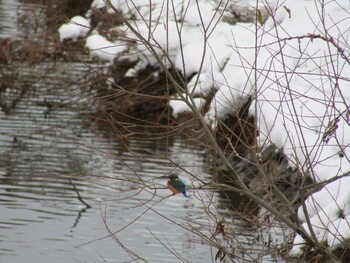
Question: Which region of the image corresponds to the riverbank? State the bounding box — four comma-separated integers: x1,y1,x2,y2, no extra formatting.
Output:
53,0,350,262
1,2,253,263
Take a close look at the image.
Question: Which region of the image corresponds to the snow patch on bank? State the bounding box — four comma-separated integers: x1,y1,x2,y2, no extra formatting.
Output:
169,97,205,118
58,16,90,42
85,31,127,62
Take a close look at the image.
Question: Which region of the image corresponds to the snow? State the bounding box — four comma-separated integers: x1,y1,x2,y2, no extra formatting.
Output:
205,67,254,127
187,71,224,96
174,32,232,77
169,97,205,118
85,31,127,62
62,0,350,256
251,0,350,256
58,16,90,42
244,0,350,254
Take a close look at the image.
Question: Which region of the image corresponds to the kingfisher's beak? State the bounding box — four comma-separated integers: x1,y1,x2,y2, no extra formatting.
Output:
159,175,169,179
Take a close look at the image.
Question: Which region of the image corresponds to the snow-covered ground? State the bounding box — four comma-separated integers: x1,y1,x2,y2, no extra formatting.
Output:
58,0,350,257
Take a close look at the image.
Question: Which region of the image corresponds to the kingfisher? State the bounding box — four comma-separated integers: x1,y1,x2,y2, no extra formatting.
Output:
164,174,188,197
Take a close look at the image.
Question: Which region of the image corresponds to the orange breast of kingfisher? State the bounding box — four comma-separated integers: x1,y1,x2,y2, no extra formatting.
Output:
167,181,181,194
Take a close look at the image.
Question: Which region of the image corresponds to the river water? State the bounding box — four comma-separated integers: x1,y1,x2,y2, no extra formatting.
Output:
0,1,291,262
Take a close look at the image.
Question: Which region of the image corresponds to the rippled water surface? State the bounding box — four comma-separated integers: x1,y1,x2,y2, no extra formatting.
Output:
0,1,291,262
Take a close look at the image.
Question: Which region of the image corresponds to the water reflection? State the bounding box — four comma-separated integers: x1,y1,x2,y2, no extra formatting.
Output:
0,1,290,263
0,0,18,38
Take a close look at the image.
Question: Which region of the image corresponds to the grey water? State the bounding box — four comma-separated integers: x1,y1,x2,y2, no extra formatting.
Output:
0,1,290,262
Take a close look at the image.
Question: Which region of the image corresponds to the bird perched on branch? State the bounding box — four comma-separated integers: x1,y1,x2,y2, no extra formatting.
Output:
163,174,188,197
